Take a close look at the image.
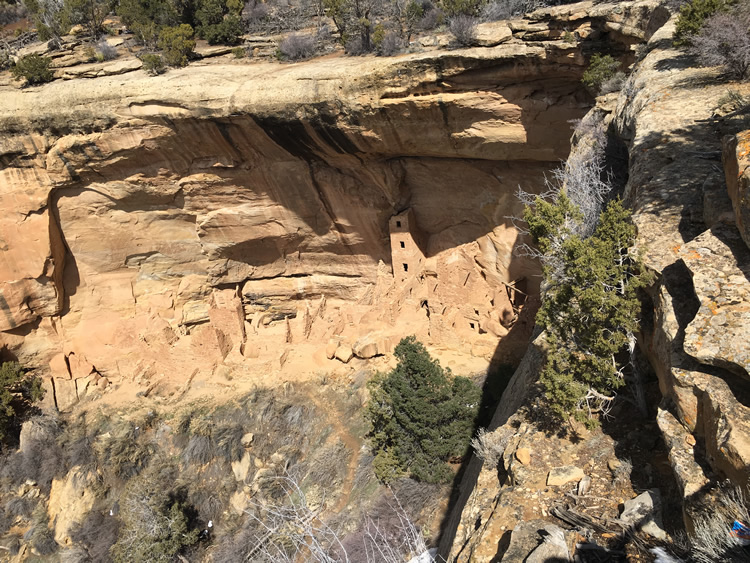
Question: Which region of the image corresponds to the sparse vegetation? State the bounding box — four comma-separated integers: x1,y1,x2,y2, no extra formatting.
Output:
673,0,733,45
366,336,481,484
582,53,620,94
449,14,477,46
141,53,165,74
10,53,54,84
279,32,316,60
690,5,750,79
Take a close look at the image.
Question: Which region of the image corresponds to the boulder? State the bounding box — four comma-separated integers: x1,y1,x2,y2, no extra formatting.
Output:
54,378,78,411
48,467,97,545
679,226,750,377
501,520,571,562
353,334,380,359
474,21,513,47
334,344,354,364
68,353,94,379
515,447,531,465
241,432,255,447
49,353,70,379
546,465,584,487
325,339,339,360
619,489,667,540
231,452,252,482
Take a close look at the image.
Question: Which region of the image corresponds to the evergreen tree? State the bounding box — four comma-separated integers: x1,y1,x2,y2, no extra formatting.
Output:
525,196,649,424
366,336,480,484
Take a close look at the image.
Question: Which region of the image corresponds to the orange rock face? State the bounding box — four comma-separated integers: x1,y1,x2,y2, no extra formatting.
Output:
0,2,662,403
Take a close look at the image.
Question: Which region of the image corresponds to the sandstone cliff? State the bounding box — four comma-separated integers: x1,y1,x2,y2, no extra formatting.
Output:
0,0,667,410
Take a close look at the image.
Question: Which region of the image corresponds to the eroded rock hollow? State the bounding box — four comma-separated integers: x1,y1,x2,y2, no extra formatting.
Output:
0,1,666,407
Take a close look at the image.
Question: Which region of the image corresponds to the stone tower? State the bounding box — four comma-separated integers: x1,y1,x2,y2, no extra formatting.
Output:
388,209,426,282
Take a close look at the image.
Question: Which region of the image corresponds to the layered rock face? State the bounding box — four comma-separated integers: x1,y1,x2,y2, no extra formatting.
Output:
0,0,666,407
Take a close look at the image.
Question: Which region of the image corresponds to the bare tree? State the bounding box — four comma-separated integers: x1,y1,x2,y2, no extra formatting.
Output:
241,475,432,563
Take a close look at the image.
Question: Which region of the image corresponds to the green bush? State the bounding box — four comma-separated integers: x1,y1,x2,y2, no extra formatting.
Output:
141,53,165,74
202,14,243,45
0,361,43,442
441,0,482,16
10,54,54,85
117,0,178,45
366,336,480,484
673,0,732,45
581,53,619,94
231,45,246,58
157,24,195,66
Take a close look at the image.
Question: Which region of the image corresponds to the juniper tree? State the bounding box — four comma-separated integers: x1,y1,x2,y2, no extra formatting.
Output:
521,116,649,424
528,198,647,423
366,336,480,484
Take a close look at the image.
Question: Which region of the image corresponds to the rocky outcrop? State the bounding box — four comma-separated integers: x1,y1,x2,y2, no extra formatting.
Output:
724,130,750,250
611,17,750,500
445,10,750,559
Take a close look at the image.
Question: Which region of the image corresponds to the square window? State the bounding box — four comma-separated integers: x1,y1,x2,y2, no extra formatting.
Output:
400,241,405,249
396,220,402,227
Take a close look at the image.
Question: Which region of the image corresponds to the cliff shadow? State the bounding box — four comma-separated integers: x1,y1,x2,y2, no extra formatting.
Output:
435,320,545,561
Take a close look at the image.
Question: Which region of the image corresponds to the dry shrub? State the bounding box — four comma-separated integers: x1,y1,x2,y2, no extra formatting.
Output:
600,71,627,94
4,496,34,519
94,40,118,61
419,5,442,30
212,420,245,462
690,482,750,563
183,435,213,466
481,0,538,20
1,415,64,493
471,427,507,469
94,417,154,479
611,457,633,485
0,1,25,25
279,33,315,60
691,9,750,79
378,31,402,56
28,504,58,555
449,15,477,46
69,509,120,562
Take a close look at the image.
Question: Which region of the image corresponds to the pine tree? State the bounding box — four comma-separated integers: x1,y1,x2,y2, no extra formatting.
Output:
366,336,480,484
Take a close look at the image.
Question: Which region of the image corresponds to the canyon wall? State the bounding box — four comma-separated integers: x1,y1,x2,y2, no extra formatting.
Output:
0,0,666,405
